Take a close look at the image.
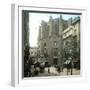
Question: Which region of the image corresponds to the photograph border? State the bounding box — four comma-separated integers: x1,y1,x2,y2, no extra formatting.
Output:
11,4,87,87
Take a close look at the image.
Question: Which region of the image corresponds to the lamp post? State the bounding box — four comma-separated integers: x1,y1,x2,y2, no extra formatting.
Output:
69,49,73,75
71,61,72,75
66,60,70,76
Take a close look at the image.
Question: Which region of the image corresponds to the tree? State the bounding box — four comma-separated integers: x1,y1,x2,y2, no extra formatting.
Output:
63,36,80,69
63,41,72,61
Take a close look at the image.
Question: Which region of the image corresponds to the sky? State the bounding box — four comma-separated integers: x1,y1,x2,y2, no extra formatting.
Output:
29,12,80,47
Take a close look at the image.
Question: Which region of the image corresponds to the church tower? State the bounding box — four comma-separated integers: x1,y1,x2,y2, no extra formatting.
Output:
58,15,64,69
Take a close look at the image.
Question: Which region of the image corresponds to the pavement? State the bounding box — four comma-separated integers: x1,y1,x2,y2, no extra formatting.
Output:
38,66,80,77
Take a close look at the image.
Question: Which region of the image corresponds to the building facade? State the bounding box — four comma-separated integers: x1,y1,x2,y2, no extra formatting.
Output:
63,16,80,68
38,15,80,68
22,11,30,48
30,47,37,57
29,47,38,63
38,15,64,66
22,11,30,77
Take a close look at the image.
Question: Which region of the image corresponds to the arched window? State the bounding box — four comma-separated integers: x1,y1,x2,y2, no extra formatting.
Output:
44,42,46,47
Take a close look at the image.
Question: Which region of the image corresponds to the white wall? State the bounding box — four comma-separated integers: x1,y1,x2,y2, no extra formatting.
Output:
0,0,90,89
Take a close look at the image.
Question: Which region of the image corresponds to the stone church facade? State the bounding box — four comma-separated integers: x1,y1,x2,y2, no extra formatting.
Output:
38,15,66,66
37,15,80,67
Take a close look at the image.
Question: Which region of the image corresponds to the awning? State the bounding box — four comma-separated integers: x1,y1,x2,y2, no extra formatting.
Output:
64,60,71,64
53,56,58,58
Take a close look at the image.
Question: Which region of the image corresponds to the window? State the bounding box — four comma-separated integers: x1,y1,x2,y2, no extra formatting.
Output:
44,42,46,47
31,52,33,55
47,25,50,31
74,29,77,34
53,48,58,56
54,41,57,46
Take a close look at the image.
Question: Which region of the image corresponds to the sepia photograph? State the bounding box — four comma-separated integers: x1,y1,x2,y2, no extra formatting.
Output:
22,10,81,78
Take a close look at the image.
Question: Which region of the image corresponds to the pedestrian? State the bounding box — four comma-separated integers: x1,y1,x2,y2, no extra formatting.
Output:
48,63,50,73
31,65,35,77
48,67,50,73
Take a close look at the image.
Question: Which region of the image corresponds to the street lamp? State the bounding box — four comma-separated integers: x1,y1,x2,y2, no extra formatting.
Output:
69,49,73,75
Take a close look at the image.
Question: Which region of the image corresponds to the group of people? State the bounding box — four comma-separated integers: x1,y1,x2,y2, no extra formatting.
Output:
24,45,63,77
24,57,51,77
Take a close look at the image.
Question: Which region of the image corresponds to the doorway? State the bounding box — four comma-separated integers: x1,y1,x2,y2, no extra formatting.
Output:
53,58,58,65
